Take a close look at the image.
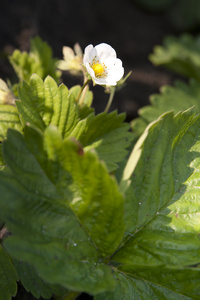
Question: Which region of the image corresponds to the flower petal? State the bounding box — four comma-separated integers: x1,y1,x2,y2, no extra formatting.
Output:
95,43,117,62
83,44,97,65
85,62,95,78
93,77,117,86
63,46,75,61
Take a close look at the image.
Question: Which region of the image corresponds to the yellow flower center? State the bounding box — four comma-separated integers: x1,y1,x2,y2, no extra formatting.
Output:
92,63,105,77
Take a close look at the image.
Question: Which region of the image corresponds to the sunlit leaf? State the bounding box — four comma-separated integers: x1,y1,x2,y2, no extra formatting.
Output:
9,36,60,84
108,109,200,299
17,74,133,172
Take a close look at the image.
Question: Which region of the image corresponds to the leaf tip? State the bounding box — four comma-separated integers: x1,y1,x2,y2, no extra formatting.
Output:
70,137,84,156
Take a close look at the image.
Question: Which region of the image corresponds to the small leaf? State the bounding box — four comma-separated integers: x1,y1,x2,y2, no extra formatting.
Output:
30,36,61,82
0,245,18,300
69,85,93,107
69,85,94,119
149,34,200,80
17,74,79,137
9,50,35,83
9,37,60,83
131,79,200,142
70,111,133,172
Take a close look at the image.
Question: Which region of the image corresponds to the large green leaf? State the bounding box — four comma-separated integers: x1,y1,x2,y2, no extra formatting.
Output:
17,74,133,172
0,126,124,294
0,245,18,300
131,79,200,142
149,34,200,81
25,125,125,257
105,109,200,299
95,271,192,300
9,36,60,83
14,260,67,299
0,104,22,166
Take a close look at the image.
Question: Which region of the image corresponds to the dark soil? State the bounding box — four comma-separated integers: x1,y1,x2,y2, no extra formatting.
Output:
0,0,191,299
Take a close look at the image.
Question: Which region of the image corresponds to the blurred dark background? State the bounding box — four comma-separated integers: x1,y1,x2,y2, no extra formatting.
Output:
0,0,190,122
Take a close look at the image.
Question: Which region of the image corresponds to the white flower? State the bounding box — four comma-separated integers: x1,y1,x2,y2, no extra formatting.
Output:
0,79,15,105
83,43,124,86
57,43,83,75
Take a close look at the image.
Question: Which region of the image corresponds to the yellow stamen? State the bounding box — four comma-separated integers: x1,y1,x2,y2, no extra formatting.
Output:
92,63,105,77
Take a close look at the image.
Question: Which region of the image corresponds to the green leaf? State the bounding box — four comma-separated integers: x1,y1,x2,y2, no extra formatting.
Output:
69,85,94,119
131,79,200,142
0,127,121,294
115,266,200,300
149,34,200,81
107,109,200,299
0,245,18,300
30,36,60,82
69,85,93,107
14,260,67,299
0,104,22,166
70,111,133,172
124,109,200,235
0,105,22,141
17,74,79,136
17,74,133,172
9,37,60,83
43,125,125,257
95,271,193,300
9,50,35,83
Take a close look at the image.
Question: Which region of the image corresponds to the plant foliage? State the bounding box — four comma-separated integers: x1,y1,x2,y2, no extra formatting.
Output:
131,79,200,142
149,34,200,81
9,37,60,84
1,35,200,300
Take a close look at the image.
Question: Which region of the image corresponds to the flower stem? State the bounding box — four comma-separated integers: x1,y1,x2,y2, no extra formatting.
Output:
104,86,116,113
77,79,91,105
